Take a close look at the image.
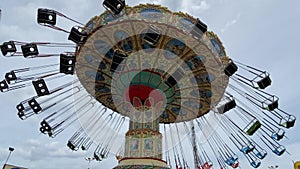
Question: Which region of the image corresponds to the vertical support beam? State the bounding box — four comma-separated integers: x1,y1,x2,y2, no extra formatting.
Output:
190,121,200,168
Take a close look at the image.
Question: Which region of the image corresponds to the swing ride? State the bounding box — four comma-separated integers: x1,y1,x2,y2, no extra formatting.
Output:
0,1,296,169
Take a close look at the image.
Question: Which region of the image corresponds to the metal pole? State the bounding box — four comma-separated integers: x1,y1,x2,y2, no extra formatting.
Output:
190,121,199,168
3,147,14,168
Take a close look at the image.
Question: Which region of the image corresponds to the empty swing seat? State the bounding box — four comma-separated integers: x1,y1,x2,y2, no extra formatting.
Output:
94,153,102,161
60,53,76,75
81,142,92,151
271,129,285,141
28,98,42,113
16,103,25,113
21,43,39,57
250,160,261,168
16,103,26,120
241,144,254,154
255,150,267,159
273,145,285,156
0,80,9,92
217,98,236,114
67,141,78,151
81,145,87,151
5,71,17,84
17,111,26,120
68,27,88,45
191,18,207,39
257,75,271,89
281,115,296,128
40,120,52,133
244,119,261,136
32,79,50,96
1,41,17,56
103,0,125,15
265,100,278,111
224,61,238,76
37,8,57,25
143,25,162,46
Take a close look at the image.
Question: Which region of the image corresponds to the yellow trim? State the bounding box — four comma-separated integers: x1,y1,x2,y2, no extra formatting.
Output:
118,158,169,167
207,31,227,56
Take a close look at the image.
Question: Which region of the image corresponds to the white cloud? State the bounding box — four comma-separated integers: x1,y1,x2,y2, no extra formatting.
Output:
221,13,241,32
193,1,210,11
0,138,93,168
11,139,87,161
181,0,210,14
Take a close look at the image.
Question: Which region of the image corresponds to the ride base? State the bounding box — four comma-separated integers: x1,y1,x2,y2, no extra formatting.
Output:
113,158,170,169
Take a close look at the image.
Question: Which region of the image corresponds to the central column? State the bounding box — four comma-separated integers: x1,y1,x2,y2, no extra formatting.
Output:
124,105,162,159
114,97,170,169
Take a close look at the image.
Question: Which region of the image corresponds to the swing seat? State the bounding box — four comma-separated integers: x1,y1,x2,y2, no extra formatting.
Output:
94,153,102,161
265,100,278,111
60,53,76,75
225,158,234,166
40,120,52,133
32,79,50,96
224,61,238,77
217,98,236,114
143,25,162,46
271,129,285,141
282,115,296,128
16,103,25,113
191,18,207,39
21,43,39,57
255,150,267,159
16,103,26,119
101,153,107,159
257,75,271,89
103,0,125,15
250,160,261,168
1,41,17,56
68,27,88,45
225,159,233,166
81,145,88,151
202,162,213,169
231,161,239,168
5,71,17,84
273,145,285,156
244,119,261,136
0,80,9,92
230,154,238,162
28,98,42,113
37,8,57,26
67,141,77,151
225,155,238,166
241,144,254,154
17,111,26,120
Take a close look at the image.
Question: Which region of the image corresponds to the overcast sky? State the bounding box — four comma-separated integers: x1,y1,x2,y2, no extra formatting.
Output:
0,0,300,169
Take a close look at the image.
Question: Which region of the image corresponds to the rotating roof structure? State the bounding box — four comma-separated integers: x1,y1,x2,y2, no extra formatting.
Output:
0,1,297,169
